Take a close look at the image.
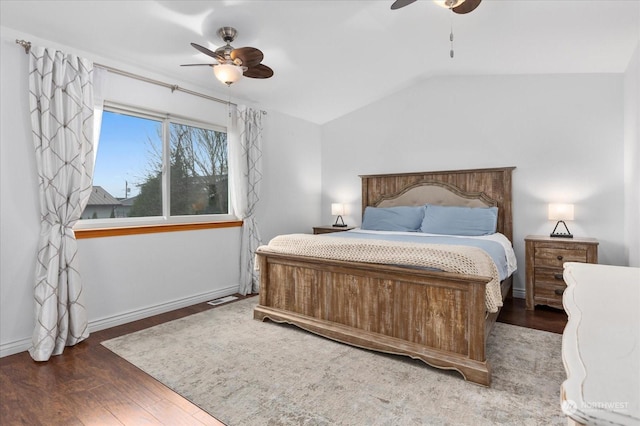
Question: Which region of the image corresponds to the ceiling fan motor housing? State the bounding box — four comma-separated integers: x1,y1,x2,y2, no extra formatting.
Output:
216,27,238,62
217,27,238,44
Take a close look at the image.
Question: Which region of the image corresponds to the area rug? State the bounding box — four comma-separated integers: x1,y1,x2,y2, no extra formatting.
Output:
102,298,566,425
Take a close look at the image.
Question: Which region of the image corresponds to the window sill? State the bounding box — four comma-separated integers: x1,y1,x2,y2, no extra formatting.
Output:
74,220,243,239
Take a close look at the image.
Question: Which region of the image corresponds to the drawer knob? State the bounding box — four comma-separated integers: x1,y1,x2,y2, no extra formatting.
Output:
557,255,564,261
554,273,564,280
554,288,565,296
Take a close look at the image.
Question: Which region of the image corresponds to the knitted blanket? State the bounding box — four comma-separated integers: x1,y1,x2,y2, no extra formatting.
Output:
256,234,502,313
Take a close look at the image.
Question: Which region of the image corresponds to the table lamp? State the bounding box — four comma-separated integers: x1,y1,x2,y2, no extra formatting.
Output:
549,203,574,238
331,203,347,227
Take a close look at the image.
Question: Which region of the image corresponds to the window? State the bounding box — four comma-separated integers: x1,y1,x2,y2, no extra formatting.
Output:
80,105,229,225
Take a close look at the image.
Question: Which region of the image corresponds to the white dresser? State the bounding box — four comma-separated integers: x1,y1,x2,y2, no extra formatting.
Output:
561,262,640,426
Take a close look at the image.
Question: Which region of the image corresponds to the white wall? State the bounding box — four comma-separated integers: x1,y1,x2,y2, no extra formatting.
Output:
624,42,640,267
260,110,322,242
0,35,41,357
0,29,322,357
321,74,627,297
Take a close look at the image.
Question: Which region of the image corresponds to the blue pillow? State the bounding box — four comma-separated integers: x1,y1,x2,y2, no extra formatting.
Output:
420,205,498,236
361,206,425,232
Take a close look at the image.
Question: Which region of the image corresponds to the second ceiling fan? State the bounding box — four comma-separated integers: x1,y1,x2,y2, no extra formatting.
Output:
391,0,482,14
391,0,482,58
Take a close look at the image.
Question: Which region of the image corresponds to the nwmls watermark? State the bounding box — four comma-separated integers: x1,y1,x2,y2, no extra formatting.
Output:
562,399,630,415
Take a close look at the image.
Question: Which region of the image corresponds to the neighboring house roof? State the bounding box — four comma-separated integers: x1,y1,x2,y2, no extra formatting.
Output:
87,186,121,206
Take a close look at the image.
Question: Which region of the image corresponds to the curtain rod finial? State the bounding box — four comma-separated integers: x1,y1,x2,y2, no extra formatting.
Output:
15,39,31,54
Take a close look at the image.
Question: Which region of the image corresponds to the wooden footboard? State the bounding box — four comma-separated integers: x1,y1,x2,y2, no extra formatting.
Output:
254,252,501,386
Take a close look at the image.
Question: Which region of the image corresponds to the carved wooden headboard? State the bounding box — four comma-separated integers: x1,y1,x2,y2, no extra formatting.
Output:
360,167,515,241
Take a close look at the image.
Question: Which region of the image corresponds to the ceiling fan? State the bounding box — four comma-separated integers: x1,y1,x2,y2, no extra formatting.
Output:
391,0,482,14
391,0,482,58
182,27,274,86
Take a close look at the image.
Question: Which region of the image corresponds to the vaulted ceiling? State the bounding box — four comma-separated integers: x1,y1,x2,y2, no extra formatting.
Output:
1,0,638,124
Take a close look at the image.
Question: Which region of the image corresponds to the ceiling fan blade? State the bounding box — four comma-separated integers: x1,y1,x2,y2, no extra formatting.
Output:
453,0,481,14
231,47,264,68
391,0,417,10
243,64,274,79
190,43,224,62
180,63,214,67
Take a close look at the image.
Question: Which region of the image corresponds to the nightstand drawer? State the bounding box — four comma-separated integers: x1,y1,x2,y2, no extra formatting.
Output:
535,280,565,309
534,246,588,268
534,268,566,285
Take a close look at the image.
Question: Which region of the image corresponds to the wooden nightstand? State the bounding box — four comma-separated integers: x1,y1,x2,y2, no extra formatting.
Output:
312,225,355,235
525,235,598,310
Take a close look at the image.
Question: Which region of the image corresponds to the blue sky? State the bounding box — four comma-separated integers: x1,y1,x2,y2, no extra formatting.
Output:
93,111,161,199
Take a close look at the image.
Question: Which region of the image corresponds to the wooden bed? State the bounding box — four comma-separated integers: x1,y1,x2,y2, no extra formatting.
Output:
254,167,515,386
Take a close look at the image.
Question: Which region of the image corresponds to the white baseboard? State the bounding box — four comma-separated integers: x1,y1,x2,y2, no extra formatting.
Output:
0,285,239,358
512,288,525,299
0,337,32,359
88,285,238,333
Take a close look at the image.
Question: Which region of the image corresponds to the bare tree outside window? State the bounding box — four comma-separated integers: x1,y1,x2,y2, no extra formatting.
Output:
168,123,228,216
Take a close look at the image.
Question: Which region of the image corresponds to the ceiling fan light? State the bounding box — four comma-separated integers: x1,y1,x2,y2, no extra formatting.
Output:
434,0,466,9
213,63,243,86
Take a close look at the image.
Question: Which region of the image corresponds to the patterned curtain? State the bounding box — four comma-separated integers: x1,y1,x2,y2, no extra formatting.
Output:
28,47,95,361
229,105,263,295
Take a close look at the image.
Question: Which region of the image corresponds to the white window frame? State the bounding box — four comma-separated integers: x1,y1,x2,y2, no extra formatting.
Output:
75,102,235,230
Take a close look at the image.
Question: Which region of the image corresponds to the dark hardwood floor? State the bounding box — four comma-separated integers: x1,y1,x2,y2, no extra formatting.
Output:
1,294,566,426
0,296,251,426
497,295,568,334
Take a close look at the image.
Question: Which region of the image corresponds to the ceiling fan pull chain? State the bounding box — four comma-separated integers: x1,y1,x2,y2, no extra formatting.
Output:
450,12,455,58
450,30,454,58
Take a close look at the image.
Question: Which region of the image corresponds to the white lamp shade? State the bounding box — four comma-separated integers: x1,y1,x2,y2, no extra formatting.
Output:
548,203,574,221
213,63,243,86
331,203,344,216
